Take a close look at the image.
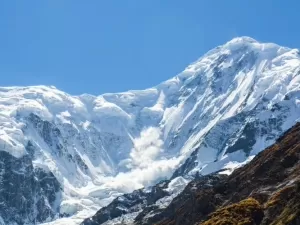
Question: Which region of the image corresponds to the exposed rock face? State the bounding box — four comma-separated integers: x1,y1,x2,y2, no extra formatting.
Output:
135,173,226,225
136,122,300,225
82,180,170,225
0,113,66,224
0,151,61,225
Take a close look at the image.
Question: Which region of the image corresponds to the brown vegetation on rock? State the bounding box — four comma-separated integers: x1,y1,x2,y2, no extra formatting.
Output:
201,198,263,225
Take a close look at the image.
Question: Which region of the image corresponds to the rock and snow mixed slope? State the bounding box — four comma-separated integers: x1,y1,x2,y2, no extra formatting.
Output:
132,122,300,225
0,37,300,224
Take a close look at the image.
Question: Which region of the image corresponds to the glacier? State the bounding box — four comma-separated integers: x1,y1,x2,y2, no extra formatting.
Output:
0,37,300,224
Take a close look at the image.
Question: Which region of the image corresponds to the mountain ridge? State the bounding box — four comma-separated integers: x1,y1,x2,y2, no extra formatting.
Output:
0,37,299,224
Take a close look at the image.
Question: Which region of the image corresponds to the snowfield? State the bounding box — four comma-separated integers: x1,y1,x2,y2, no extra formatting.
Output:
1,37,300,224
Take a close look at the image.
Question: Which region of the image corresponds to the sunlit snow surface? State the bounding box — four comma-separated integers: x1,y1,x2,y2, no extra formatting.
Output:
1,37,300,224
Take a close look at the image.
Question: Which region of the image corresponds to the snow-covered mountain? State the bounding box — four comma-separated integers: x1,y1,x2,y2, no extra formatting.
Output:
0,37,300,224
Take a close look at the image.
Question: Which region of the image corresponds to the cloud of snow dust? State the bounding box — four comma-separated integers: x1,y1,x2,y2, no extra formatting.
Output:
112,127,182,191
130,127,164,168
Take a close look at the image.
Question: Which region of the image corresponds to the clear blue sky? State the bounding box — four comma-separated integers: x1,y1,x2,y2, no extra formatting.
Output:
0,1,299,95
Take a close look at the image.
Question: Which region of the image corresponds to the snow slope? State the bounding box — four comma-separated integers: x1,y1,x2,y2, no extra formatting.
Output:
1,37,300,224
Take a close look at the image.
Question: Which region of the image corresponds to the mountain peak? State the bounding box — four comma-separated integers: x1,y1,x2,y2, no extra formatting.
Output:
227,36,258,44
222,36,290,55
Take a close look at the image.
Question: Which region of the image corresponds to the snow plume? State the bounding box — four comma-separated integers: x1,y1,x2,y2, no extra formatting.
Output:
114,127,180,189
113,158,180,190
130,127,164,168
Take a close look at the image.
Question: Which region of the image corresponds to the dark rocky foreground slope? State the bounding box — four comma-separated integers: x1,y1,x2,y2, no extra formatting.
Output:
84,122,300,225
148,122,300,225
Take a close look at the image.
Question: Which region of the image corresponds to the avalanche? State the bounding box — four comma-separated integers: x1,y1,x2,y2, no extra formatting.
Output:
0,37,300,224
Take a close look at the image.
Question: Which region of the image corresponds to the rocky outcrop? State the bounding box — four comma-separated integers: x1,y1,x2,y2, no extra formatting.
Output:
0,151,61,225
82,180,170,225
135,173,226,225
